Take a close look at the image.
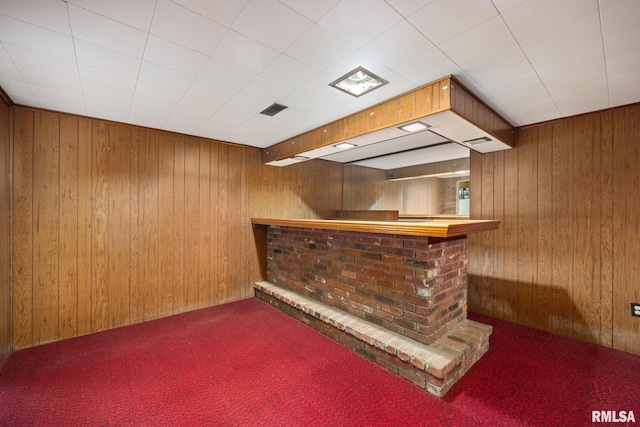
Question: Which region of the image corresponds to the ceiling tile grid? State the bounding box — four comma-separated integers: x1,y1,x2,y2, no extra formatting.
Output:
0,0,637,156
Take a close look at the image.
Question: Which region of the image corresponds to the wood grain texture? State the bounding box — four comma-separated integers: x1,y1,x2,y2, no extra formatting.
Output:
466,105,640,355
0,98,10,361
32,111,60,344
516,127,537,327
59,115,79,339
611,106,640,355
12,109,34,348
10,106,343,350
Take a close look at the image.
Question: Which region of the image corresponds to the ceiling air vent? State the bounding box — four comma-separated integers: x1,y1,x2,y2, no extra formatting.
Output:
462,136,491,145
260,103,288,116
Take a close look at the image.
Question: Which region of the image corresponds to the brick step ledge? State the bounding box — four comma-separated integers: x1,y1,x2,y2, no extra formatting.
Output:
255,280,492,397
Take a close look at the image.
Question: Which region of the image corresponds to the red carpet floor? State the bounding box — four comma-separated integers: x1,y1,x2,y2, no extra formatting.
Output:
0,297,638,426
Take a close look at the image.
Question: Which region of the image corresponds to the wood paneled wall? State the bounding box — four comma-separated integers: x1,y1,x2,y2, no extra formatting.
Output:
0,98,10,363
343,164,465,215
468,104,640,355
11,107,342,349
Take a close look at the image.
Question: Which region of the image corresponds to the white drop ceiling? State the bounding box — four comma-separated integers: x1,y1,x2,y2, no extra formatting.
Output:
1,0,639,168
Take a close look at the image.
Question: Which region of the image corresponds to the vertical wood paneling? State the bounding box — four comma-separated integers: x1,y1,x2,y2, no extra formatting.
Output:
612,106,640,354
480,153,495,313
466,105,640,355
183,138,199,311
209,143,219,306
0,100,9,361
172,136,186,313
12,109,34,348
216,144,229,304
77,118,92,335
32,112,60,344
140,131,159,321
536,124,553,330
516,127,537,327
107,124,130,329
599,112,613,347
198,140,211,308
59,115,78,339
158,133,174,317
10,107,343,350
129,128,141,323
572,114,601,343
551,119,574,337
501,147,518,322
491,151,505,317
91,121,109,332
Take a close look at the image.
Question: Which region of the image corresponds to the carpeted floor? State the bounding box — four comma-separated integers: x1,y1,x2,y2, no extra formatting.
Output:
0,297,638,426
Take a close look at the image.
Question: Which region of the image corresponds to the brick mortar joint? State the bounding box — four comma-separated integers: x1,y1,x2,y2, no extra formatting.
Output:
255,280,488,379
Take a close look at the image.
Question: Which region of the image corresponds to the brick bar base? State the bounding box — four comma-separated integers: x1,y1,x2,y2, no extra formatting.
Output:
255,281,491,398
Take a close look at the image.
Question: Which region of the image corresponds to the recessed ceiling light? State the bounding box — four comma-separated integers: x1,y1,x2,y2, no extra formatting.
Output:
334,142,357,149
291,155,309,161
329,66,388,97
398,121,431,133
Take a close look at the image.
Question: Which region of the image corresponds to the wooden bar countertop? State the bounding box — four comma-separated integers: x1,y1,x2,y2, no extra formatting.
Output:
251,218,500,238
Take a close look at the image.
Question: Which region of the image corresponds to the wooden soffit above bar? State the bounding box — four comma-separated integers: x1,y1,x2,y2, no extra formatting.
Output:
251,218,500,238
263,75,516,166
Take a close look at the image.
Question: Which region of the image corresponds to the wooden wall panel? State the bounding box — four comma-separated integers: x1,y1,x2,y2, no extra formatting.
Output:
0,98,10,362
10,107,343,349
611,106,640,354
59,115,78,340
468,105,640,355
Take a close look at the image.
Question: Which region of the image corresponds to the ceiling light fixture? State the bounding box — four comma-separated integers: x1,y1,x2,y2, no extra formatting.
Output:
329,66,388,97
291,155,309,161
398,121,431,133
334,142,357,149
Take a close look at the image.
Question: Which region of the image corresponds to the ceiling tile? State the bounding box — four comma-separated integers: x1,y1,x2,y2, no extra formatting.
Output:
391,47,462,86
369,69,416,101
260,55,320,88
128,95,176,129
30,84,84,106
278,0,340,22
284,24,353,72
502,0,599,41
359,20,434,68
160,0,248,27
187,78,238,105
5,44,79,81
231,0,313,51
543,62,609,116
438,16,515,67
69,0,157,31
74,40,142,79
143,35,209,76
213,30,279,74
384,0,435,18
199,103,257,131
491,0,527,13
0,15,76,61
234,78,294,109
150,0,228,55
318,0,404,48
79,65,137,95
0,0,72,34
278,87,328,111
68,5,148,58
138,60,196,92
408,0,498,45
519,12,603,78
133,80,185,105
198,57,256,90
600,0,640,60
84,83,133,121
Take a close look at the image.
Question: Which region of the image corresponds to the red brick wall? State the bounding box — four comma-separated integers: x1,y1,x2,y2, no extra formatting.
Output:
266,226,468,345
